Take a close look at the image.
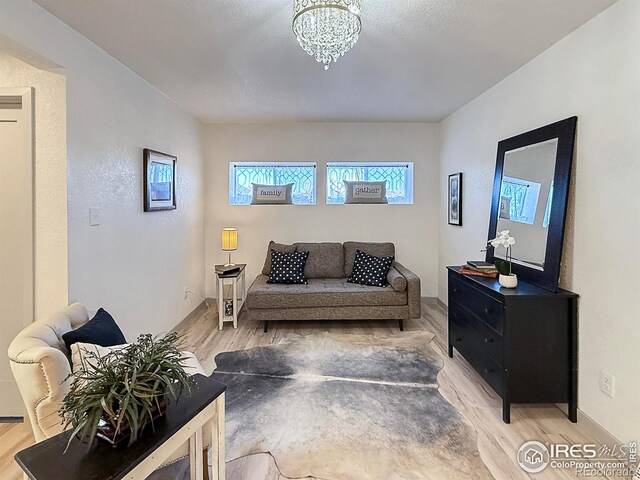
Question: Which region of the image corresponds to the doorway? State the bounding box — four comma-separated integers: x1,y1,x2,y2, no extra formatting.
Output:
0,87,34,419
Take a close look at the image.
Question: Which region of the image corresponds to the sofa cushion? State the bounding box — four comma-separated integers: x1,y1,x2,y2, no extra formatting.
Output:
267,250,309,284
294,242,345,279
343,242,396,277
62,308,127,352
247,275,407,309
262,241,297,275
348,249,394,288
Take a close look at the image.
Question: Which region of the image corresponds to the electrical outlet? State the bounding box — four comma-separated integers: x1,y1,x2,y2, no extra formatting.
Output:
599,370,615,398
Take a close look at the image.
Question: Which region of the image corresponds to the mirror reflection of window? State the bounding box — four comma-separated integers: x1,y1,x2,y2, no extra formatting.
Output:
499,176,541,225
543,181,554,228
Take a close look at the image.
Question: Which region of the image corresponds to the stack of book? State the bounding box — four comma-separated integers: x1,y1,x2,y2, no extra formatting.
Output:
458,260,498,278
215,264,240,275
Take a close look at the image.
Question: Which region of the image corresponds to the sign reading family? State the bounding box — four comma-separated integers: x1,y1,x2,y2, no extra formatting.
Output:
259,187,284,198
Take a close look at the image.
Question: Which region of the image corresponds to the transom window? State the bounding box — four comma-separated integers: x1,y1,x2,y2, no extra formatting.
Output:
326,162,414,204
229,162,317,205
500,176,541,225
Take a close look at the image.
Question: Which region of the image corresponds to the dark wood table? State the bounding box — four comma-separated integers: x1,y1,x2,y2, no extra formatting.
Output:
15,374,226,480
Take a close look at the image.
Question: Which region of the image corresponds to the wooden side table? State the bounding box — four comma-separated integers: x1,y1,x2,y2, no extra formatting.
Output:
214,264,246,330
15,374,226,480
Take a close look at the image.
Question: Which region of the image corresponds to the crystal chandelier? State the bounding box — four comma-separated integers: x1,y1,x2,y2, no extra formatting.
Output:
293,0,362,70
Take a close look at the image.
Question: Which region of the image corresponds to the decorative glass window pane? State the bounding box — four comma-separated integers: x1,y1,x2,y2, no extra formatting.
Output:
326,162,414,204
229,162,316,205
500,176,541,225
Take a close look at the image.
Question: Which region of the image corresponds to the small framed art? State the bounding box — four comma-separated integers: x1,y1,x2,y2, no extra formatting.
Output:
448,172,462,226
143,149,176,212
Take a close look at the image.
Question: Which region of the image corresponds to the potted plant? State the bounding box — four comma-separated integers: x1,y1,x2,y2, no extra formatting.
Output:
60,332,193,451
488,230,518,288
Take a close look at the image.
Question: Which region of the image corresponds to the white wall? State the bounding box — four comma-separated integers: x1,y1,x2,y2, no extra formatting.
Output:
438,0,639,443
0,1,206,338
204,123,440,298
0,53,67,318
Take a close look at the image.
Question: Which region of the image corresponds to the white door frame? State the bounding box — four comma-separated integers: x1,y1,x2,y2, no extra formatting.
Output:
0,87,34,419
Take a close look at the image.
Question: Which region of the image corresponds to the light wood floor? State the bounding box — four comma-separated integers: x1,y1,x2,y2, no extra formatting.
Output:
0,301,617,480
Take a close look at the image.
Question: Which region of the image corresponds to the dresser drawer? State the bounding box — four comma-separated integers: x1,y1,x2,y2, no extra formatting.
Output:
449,275,505,334
449,301,503,364
449,321,503,396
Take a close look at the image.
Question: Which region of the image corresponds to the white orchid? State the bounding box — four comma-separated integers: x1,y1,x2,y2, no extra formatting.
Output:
487,230,516,276
489,230,516,249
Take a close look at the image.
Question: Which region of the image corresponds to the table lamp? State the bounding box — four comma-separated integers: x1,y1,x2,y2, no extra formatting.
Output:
221,227,238,266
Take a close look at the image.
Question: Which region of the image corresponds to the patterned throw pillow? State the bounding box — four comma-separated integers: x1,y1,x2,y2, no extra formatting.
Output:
267,249,309,284
347,249,394,287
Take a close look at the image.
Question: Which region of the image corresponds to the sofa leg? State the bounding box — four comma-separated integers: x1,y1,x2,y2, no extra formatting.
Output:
398,319,404,331
263,321,269,333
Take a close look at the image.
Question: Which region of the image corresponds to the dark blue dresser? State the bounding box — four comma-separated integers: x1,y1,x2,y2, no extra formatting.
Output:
447,266,578,423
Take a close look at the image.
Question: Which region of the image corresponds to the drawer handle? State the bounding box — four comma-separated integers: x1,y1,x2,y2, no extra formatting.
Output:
453,288,459,293
455,337,462,342
484,368,496,374
484,307,493,314
484,338,494,344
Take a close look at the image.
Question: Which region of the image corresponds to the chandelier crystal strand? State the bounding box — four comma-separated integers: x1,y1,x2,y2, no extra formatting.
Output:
293,0,362,70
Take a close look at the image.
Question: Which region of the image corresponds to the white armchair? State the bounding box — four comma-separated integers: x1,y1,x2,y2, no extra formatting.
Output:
8,302,209,473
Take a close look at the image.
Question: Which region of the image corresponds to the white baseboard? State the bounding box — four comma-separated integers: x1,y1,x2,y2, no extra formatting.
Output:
577,409,621,445
421,296,438,306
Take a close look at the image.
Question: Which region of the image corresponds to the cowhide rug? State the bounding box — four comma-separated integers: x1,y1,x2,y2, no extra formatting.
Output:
207,332,493,480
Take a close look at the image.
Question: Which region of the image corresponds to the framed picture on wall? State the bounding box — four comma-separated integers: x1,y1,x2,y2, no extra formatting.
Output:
448,172,462,226
143,149,176,212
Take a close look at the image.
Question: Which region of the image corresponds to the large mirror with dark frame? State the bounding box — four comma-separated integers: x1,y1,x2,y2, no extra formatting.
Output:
486,117,577,292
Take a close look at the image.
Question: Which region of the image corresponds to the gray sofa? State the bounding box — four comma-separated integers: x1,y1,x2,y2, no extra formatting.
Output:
247,241,421,332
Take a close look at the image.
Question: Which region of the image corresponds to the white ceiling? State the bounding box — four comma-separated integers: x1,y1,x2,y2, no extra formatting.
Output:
33,0,616,123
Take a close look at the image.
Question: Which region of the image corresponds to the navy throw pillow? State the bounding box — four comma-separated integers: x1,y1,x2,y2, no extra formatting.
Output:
267,249,309,284
347,249,394,288
62,308,127,352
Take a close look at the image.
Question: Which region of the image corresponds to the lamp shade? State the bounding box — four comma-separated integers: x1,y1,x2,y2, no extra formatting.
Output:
221,228,238,251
